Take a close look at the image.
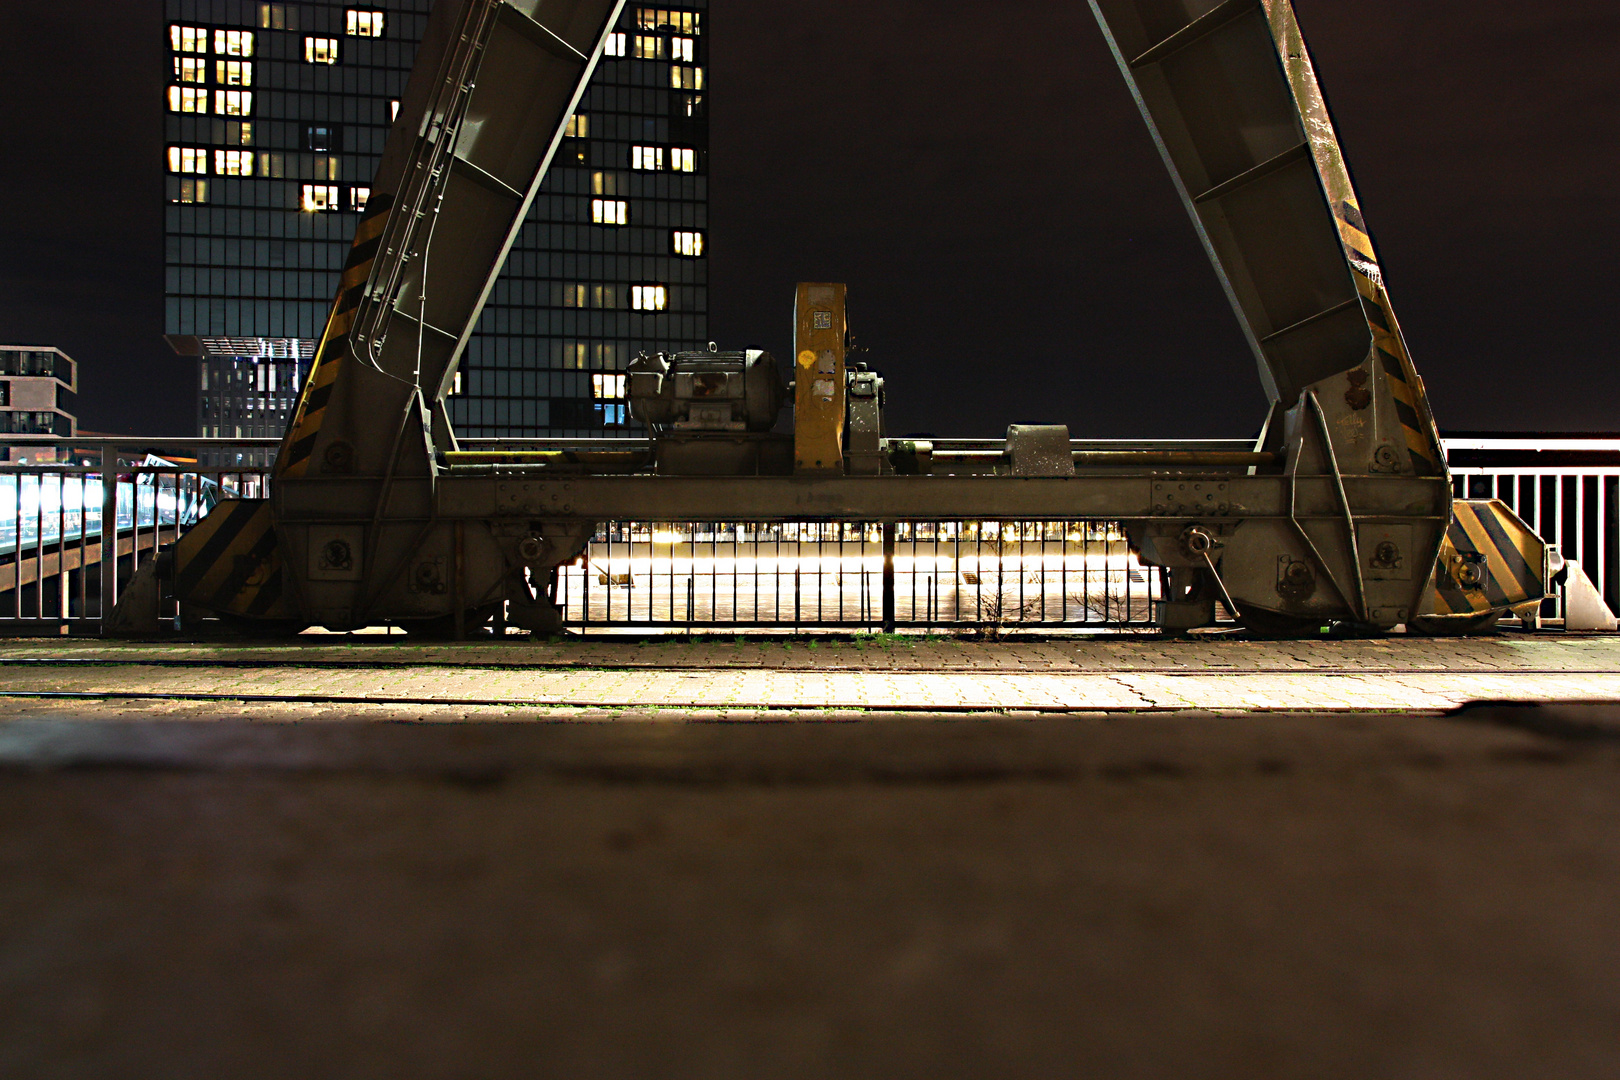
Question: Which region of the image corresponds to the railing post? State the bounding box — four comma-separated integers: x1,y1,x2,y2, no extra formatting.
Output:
452,520,466,641
882,520,897,633
99,446,118,629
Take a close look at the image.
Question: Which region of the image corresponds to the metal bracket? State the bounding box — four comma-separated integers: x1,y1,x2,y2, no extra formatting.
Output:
1183,526,1240,618
1305,391,1368,621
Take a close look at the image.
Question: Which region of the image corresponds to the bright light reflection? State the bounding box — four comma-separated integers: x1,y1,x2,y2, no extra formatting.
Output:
576,552,1146,578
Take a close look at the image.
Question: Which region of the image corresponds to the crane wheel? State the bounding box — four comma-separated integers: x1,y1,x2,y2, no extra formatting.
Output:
216,614,311,640
401,604,500,639
1235,607,1330,640
1407,612,1504,637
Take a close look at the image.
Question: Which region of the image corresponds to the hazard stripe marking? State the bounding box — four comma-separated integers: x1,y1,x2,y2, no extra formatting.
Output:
171,500,292,618
173,501,259,599
1336,202,1379,263
1360,295,1390,333
1430,502,1547,617
207,523,283,611
1338,200,1442,470
246,567,286,617
303,380,336,417
1437,518,1493,615
1463,502,1542,604
275,193,395,478
1338,200,1369,235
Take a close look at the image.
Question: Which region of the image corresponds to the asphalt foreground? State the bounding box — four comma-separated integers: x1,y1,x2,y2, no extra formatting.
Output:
3,636,1620,1078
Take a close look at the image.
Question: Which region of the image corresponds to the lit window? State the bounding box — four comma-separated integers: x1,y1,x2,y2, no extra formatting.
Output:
346,10,385,36
633,35,664,60
216,60,253,86
672,230,704,258
167,147,209,174
174,57,207,83
632,285,668,311
306,36,339,63
592,374,627,399
591,199,627,226
597,403,628,425
565,114,588,138
671,147,697,173
168,86,208,113
170,25,208,53
215,30,255,57
557,283,623,309
258,153,287,178
672,36,695,62
314,156,341,181
215,90,252,116
259,4,298,30
389,99,401,121
591,171,619,196
214,149,254,175
224,121,253,146
604,32,626,57
349,186,370,211
177,179,208,205
302,184,339,212
637,8,701,35
306,125,338,152
678,93,705,118
671,65,704,90
631,145,664,171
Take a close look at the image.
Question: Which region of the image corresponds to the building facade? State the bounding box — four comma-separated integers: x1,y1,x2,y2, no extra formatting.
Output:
0,346,78,463
164,0,708,444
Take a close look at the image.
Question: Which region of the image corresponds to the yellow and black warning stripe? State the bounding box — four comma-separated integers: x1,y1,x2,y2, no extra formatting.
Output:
1428,499,1547,616
275,191,396,478
1334,198,1444,473
171,499,297,618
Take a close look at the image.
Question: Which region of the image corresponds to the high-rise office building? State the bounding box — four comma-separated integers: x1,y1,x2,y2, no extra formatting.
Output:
164,0,708,445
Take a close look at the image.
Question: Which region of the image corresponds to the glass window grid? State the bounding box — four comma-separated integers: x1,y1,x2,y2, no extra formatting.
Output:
168,1,708,439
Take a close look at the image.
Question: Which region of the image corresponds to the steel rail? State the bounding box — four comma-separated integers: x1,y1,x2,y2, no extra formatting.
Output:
0,658,1604,678
0,689,1501,715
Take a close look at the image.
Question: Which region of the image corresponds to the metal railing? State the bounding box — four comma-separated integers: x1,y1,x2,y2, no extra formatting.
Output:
558,521,1161,631
0,438,278,633
2,435,1616,635
1447,437,1620,622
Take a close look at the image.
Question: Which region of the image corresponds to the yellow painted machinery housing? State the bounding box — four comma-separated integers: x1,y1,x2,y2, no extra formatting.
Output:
1412,500,1551,635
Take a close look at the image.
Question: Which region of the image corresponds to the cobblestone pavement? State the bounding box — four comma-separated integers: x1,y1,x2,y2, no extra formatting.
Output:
0,634,1616,718
5,631,1619,672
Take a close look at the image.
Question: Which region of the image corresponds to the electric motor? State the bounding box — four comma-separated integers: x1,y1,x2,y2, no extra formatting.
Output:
627,349,787,433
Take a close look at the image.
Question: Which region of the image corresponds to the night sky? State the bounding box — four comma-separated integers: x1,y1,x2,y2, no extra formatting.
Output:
1,1,1616,438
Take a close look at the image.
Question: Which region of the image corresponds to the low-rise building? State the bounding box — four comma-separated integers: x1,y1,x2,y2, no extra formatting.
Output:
0,346,77,462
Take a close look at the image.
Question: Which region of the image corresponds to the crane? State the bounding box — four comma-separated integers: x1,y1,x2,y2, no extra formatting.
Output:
123,0,1549,638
